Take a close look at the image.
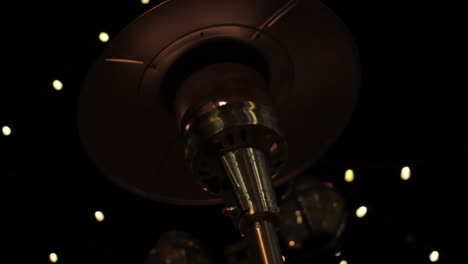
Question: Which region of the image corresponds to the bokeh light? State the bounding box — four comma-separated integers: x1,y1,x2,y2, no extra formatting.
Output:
99,32,110,42
94,211,105,222
2,126,11,136
356,206,367,218
345,169,354,182
52,80,63,91
49,252,58,263
401,166,411,180
429,251,439,262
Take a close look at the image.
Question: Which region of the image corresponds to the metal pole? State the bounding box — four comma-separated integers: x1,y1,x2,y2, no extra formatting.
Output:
251,220,283,264
221,148,283,264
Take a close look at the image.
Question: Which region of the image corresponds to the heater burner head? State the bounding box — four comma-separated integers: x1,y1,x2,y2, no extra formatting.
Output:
78,0,360,205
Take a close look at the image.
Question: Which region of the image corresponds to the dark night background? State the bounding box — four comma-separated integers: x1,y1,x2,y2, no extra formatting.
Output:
2,0,466,263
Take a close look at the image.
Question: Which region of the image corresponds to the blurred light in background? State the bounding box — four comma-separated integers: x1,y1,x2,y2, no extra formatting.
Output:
49,252,58,263
345,169,354,182
52,80,63,91
2,126,11,136
94,211,105,222
429,251,439,262
99,32,110,43
355,206,367,218
401,166,411,181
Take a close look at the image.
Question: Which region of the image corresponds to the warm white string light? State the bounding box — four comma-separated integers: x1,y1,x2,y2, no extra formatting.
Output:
94,211,105,222
99,32,110,43
52,80,63,91
2,125,11,136
429,250,439,262
49,252,58,263
344,169,354,182
401,166,411,181
141,0,150,4
356,205,368,218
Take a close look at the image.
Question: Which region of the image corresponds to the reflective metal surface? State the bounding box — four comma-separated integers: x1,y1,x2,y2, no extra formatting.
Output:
251,220,283,264
183,96,284,264
184,100,286,194
221,148,279,218
220,147,282,264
